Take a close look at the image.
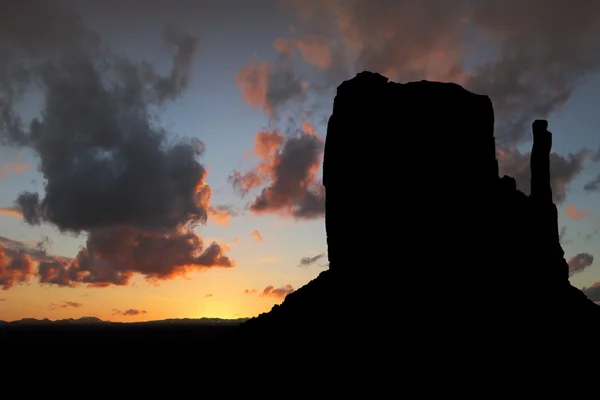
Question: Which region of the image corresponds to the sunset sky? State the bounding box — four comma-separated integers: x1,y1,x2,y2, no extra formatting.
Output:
1,0,600,322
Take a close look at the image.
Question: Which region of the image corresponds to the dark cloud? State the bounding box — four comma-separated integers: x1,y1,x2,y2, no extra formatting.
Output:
279,0,600,145
236,50,313,127
10,29,202,230
0,236,71,289
50,301,82,310
299,253,325,267
582,283,600,303
583,175,600,193
233,0,600,211
229,126,325,219
35,226,233,288
112,308,147,316
250,132,324,218
567,253,594,277
0,1,233,287
260,284,295,299
245,285,295,299
496,148,587,204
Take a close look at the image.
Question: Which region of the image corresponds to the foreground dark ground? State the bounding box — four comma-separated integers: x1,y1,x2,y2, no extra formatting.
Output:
0,318,246,354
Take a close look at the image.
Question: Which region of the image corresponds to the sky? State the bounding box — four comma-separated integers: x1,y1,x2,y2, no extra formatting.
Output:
1,0,600,322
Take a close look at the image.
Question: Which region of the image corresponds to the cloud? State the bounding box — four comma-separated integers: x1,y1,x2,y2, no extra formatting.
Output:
491,147,586,205
584,175,600,193
245,284,295,299
260,284,295,299
0,1,233,287
234,48,325,220
568,253,594,277
229,125,325,219
50,301,82,310
299,252,325,267
582,282,600,303
565,205,591,221
251,229,263,244
0,237,42,290
0,154,30,180
234,0,600,207
208,205,238,226
0,298,5,301
230,131,286,196
237,59,275,117
281,0,600,144
0,235,71,289
38,227,233,288
112,309,147,316
205,293,213,298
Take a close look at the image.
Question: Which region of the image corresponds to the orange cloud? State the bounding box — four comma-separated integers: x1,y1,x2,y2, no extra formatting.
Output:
229,124,325,219
260,284,295,299
272,33,335,69
0,208,22,218
230,130,286,194
273,38,295,54
296,34,334,69
0,154,30,180
208,205,237,226
251,229,263,244
565,205,590,221
50,301,82,310
236,59,272,115
244,284,295,299
282,0,467,82
59,227,234,288
0,227,234,290
112,309,147,316
0,243,36,290
0,162,236,290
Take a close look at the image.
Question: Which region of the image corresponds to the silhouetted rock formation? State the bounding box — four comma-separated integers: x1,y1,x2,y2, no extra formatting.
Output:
222,72,600,364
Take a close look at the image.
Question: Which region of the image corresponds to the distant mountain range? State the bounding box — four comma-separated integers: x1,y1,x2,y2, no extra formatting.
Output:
0,316,249,326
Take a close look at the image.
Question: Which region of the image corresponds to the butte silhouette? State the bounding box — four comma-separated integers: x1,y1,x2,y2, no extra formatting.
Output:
218,71,600,363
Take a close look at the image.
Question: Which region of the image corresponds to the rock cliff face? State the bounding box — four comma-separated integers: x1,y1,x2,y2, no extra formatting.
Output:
222,71,600,360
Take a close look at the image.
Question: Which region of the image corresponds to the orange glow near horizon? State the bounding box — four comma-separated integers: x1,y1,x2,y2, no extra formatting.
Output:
0,268,293,322
0,239,314,322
